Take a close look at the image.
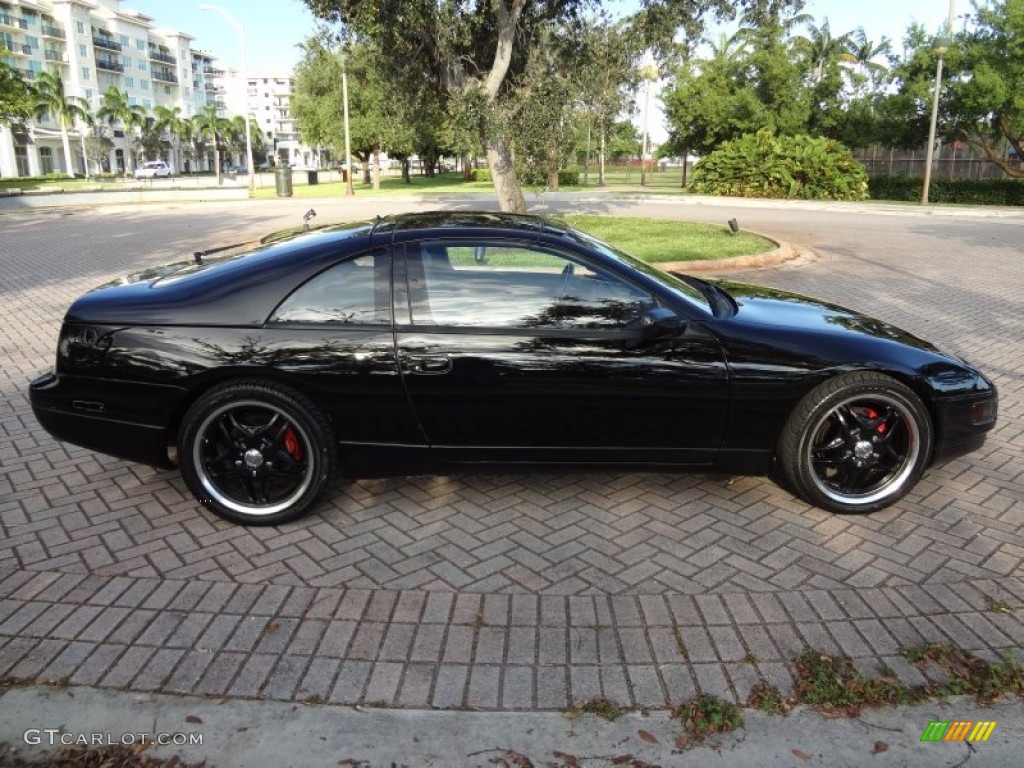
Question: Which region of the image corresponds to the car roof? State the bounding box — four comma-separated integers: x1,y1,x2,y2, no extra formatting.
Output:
374,211,569,241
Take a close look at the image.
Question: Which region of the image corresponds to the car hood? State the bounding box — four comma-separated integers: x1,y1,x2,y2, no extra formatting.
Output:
713,280,942,353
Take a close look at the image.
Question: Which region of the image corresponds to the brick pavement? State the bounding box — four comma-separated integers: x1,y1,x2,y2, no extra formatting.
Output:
0,201,1022,708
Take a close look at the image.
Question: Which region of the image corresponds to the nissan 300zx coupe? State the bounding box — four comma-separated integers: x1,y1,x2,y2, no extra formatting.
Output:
30,212,997,525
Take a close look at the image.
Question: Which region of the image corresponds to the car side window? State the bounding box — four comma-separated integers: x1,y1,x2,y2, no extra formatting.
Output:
270,249,390,325
407,242,656,330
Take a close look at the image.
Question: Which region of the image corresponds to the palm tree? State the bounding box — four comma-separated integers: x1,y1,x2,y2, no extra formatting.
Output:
192,105,232,184
706,32,746,63
32,69,89,178
97,87,147,174
153,105,190,173
794,20,857,83
849,29,891,81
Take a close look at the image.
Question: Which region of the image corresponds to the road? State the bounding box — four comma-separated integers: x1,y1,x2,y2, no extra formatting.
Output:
0,194,1021,717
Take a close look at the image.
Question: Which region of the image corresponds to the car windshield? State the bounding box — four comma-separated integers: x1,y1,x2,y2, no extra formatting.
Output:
144,162,162,168
562,226,713,313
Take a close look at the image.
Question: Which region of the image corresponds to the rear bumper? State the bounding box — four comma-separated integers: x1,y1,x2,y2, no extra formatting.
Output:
30,372,175,468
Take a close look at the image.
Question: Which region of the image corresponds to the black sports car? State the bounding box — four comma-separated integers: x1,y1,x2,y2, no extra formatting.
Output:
30,212,997,525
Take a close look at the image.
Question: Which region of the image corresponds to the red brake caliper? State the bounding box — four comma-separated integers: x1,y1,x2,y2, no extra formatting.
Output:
865,408,887,434
283,427,304,461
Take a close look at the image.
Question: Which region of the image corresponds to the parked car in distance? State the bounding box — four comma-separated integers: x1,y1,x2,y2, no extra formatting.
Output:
134,161,172,179
226,165,249,175
30,211,997,526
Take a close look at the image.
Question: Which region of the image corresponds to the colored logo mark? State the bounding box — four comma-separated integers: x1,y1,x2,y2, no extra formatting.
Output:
921,721,997,742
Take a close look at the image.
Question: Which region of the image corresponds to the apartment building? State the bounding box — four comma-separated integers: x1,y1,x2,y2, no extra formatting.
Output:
0,0,224,177
223,70,316,168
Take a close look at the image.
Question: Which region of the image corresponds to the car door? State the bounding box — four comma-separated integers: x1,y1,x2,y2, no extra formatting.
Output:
393,238,729,465
263,247,424,447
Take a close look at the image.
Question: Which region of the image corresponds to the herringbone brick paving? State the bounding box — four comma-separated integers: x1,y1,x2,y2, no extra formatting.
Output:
0,200,1021,707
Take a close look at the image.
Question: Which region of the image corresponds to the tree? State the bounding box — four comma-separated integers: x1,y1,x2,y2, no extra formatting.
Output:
1,50,34,129
303,0,768,212
32,69,89,178
153,105,190,173
136,117,167,164
192,105,232,184
574,19,642,185
97,87,146,174
83,120,114,174
946,0,1024,178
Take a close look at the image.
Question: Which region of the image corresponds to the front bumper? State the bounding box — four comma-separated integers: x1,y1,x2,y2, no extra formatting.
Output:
930,386,998,465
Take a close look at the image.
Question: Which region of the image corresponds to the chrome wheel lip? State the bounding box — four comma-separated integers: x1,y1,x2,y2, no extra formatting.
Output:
192,399,315,517
807,393,921,507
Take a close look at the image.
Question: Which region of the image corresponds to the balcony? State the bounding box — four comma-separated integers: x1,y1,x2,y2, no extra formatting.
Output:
96,58,124,73
41,25,65,39
151,69,178,84
0,14,29,30
6,43,32,56
44,49,67,63
149,49,176,65
92,36,122,52
15,67,34,80
203,66,223,77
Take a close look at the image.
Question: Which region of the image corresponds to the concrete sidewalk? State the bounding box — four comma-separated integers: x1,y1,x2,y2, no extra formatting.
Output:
1,684,1020,767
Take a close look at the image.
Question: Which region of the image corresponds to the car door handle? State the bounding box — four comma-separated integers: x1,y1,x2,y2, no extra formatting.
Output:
404,355,452,375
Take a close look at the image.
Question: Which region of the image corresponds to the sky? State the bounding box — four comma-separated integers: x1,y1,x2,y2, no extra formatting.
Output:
124,0,963,140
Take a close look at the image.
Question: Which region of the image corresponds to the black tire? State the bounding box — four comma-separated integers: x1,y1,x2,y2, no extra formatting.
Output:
178,379,336,525
777,372,933,514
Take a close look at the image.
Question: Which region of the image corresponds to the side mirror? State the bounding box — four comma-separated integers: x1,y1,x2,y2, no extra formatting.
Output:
637,307,684,344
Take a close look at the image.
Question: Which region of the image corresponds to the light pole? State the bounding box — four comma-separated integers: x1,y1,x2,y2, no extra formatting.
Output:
921,0,957,205
198,3,254,193
339,50,354,196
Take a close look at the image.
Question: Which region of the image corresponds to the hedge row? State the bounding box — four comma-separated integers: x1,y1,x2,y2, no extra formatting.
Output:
469,167,582,187
869,176,1024,206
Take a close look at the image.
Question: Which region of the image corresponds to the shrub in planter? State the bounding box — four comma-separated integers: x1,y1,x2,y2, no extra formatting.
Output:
691,129,869,201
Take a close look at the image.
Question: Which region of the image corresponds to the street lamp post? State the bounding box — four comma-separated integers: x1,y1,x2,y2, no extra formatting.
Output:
921,0,957,205
198,3,255,193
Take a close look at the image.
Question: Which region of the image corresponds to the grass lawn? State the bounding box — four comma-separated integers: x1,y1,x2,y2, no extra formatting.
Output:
558,215,774,262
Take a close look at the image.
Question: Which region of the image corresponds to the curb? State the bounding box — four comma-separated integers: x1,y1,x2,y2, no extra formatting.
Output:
656,233,816,274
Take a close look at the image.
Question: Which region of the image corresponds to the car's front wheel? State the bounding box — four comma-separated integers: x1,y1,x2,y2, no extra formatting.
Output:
777,372,933,514
178,380,336,525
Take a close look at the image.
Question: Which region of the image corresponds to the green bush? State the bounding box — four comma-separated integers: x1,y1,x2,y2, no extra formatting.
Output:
869,176,1024,206
519,166,581,187
691,129,869,201
469,168,491,183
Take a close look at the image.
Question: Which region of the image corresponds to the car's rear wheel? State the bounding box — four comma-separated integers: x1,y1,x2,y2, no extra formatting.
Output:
179,380,336,525
777,372,933,514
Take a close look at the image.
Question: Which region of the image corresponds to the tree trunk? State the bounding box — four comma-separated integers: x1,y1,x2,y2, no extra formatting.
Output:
372,147,381,191
60,123,75,178
486,138,526,213
598,130,606,187
583,122,591,186
681,146,688,188
402,159,410,184
463,154,472,181
214,147,222,185
547,143,559,191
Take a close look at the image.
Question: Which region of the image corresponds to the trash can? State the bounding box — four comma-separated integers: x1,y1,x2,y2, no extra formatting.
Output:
275,166,293,197
307,169,319,185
